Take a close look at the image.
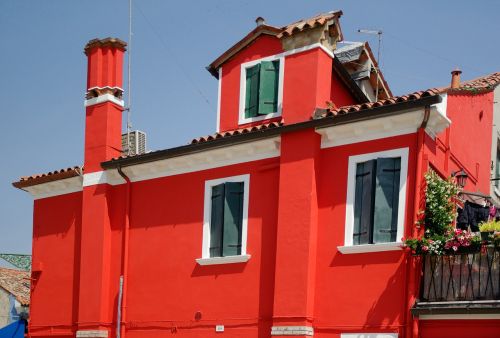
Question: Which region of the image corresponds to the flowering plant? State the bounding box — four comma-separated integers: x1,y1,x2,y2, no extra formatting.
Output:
403,235,445,255
443,228,481,254
404,229,481,255
421,171,460,236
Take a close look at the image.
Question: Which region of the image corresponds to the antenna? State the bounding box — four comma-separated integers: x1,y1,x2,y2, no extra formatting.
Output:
126,0,133,155
358,29,382,101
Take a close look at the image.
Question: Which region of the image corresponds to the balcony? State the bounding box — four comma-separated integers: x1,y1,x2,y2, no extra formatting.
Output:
412,247,500,316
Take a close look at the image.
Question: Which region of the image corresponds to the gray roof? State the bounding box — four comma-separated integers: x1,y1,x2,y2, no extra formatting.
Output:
334,42,365,63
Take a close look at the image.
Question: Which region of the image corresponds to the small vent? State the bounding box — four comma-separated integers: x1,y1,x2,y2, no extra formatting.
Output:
122,130,147,156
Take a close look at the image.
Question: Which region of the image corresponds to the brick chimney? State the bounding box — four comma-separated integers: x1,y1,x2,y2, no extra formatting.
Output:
451,69,462,89
83,38,127,173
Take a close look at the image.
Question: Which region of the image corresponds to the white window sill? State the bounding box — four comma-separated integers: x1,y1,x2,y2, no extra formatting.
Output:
238,112,281,125
337,242,403,254
196,254,251,266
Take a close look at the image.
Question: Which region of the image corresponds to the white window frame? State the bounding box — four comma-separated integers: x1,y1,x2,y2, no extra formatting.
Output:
338,148,409,254
238,55,285,125
196,174,251,265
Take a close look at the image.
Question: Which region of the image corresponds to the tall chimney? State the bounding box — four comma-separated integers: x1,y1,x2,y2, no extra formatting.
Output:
451,69,462,89
77,37,126,338
83,37,127,173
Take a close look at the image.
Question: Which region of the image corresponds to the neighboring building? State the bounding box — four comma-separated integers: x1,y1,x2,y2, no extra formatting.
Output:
12,11,500,338
0,268,29,328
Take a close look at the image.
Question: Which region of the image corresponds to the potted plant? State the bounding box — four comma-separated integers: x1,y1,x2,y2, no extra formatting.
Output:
479,220,500,241
444,228,481,254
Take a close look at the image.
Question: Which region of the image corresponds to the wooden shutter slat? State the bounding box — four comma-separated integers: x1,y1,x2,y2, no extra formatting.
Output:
258,60,279,115
209,184,225,257
222,182,244,256
373,157,401,243
245,64,260,118
353,160,376,245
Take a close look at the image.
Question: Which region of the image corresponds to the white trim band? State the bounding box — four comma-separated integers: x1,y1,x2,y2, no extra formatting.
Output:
82,171,125,187
84,93,124,108
271,326,314,336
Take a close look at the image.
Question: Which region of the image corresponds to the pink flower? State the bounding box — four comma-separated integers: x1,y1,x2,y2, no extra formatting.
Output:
452,246,458,251
422,246,429,252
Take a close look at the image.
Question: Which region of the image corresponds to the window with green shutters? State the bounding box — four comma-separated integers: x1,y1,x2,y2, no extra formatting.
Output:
244,60,280,119
209,182,245,257
353,157,401,245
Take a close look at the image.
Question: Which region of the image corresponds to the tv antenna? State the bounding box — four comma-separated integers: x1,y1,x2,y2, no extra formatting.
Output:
358,29,382,101
126,0,133,155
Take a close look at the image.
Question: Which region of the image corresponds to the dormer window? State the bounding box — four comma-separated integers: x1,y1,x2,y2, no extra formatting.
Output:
239,56,284,124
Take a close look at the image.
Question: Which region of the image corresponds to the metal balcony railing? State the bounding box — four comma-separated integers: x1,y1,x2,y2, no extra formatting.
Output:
420,247,500,302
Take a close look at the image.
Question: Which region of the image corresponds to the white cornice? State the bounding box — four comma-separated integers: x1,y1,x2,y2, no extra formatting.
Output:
120,137,281,183
21,176,83,200
21,138,280,199
84,93,124,108
318,105,451,148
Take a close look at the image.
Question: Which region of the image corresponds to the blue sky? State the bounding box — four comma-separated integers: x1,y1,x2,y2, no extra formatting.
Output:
1,0,499,256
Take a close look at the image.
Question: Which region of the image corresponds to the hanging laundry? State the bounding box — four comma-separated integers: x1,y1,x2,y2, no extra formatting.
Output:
456,201,489,231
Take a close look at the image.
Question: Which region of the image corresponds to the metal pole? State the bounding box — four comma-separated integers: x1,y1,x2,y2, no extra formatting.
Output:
116,276,124,338
126,0,132,155
375,32,381,102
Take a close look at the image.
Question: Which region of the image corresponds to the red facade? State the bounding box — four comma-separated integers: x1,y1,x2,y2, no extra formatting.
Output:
15,12,500,338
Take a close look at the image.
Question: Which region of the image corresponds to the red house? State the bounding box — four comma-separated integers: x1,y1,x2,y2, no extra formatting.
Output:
13,11,500,338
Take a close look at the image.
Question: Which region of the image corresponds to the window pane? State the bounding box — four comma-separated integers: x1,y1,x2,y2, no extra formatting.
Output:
223,182,244,256
245,64,260,118
258,60,279,115
209,184,225,257
353,160,375,245
373,157,401,243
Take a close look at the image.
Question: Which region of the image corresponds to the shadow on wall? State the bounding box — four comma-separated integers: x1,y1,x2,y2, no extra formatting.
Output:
329,250,406,331
363,257,405,328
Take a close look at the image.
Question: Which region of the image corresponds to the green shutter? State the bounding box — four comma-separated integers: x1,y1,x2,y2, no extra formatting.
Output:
245,64,260,118
222,182,244,256
209,184,225,257
353,160,376,245
373,157,401,243
258,60,279,115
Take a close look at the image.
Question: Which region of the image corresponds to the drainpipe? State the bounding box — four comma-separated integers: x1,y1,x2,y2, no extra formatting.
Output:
117,166,131,338
404,105,430,338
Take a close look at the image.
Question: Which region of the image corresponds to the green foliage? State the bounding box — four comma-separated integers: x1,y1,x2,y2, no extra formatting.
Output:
479,220,500,232
423,170,460,236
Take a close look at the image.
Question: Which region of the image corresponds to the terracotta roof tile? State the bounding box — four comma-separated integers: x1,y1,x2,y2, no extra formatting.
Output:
208,11,342,75
446,72,500,94
0,268,30,306
278,11,343,38
13,166,82,189
313,88,441,119
15,72,500,183
191,121,284,144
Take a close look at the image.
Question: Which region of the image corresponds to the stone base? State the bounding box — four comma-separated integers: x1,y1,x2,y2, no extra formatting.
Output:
271,326,314,336
76,330,108,338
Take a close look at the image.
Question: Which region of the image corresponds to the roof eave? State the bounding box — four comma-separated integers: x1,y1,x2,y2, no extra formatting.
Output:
332,56,370,103
206,25,282,78
102,94,441,170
